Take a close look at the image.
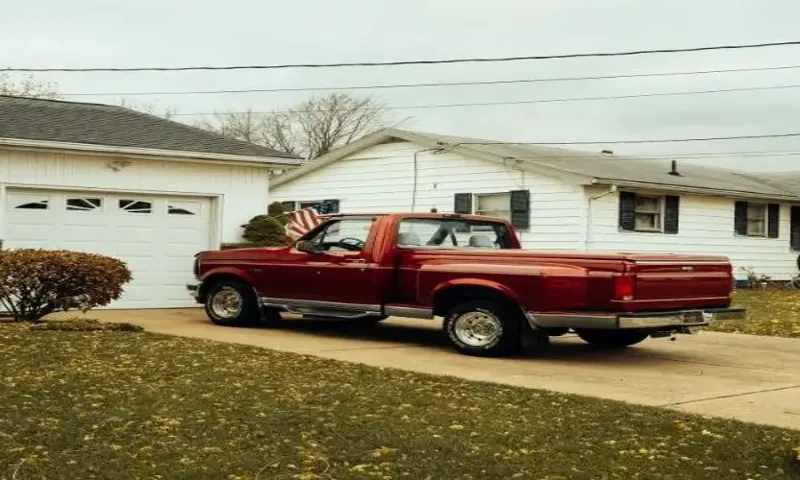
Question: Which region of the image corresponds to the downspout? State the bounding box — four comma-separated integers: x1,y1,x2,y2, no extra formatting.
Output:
585,184,617,251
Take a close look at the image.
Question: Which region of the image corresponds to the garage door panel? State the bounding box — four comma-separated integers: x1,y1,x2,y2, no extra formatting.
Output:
4,188,213,309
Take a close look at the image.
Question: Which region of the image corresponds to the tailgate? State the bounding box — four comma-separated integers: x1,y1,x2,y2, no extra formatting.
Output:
628,255,733,307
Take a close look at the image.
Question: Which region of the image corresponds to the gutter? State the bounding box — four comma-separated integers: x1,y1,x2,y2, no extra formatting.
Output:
591,178,800,202
0,137,302,168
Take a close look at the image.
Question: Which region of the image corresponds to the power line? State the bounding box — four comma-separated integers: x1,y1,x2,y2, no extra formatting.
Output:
169,83,800,117
62,64,800,97
7,40,800,73
459,132,800,146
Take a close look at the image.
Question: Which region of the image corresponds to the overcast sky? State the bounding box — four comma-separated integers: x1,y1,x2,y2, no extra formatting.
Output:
3,0,800,171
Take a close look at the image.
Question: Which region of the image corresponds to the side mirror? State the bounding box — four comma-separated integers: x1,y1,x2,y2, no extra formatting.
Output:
295,240,319,254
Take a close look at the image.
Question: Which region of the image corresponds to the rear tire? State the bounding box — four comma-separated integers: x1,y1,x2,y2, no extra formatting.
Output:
205,280,280,327
575,329,649,348
443,300,522,357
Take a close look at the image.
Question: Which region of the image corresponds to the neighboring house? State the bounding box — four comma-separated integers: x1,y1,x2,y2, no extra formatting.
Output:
270,128,800,281
0,95,299,308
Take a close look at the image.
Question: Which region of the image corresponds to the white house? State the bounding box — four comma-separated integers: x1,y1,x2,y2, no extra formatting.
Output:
270,128,800,282
0,95,299,308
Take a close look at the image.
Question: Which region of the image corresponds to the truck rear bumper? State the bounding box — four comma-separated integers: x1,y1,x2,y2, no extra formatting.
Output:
527,307,746,330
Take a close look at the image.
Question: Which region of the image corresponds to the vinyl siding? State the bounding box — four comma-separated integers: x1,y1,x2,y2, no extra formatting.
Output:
271,141,586,250
586,186,800,280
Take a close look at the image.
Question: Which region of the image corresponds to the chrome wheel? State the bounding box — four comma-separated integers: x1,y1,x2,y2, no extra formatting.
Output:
453,311,503,347
210,287,243,319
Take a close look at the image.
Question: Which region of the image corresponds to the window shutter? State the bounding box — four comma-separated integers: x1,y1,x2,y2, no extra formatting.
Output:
734,201,748,235
454,193,473,214
322,199,340,214
280,201,296,211
791,206,800,250
509,190,530,230
664,195,680,234
618,192,636,231
767,203,780,238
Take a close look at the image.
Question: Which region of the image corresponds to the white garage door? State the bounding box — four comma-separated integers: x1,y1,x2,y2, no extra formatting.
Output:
3,188,213,309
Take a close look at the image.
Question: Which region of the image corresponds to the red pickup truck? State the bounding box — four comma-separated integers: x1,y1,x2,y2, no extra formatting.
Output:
188,212,745,357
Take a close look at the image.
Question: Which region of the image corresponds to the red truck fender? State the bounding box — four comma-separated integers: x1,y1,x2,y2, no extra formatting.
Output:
430,278,523,313
198,266,258,300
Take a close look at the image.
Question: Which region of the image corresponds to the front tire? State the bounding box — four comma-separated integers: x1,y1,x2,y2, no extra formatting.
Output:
575,329,649,348
443,300,522,357
205,280,279,327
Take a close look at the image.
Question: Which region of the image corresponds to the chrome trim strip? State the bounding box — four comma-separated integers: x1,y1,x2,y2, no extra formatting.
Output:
384,305,435,319
631,261,729,265
528,307,745,330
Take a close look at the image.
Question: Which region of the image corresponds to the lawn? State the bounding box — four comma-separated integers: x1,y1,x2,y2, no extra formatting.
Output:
707,289,800,339
0,324,798,480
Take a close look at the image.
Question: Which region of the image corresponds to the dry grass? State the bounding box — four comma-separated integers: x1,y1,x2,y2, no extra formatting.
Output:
0,324,798,479
708,289,800,339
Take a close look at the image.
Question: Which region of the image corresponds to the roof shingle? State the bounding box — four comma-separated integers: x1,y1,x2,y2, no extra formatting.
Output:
0,95,299,162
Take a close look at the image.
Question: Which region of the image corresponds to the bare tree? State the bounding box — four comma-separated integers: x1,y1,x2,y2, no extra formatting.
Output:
116,97,176,119
197,93,389,160
0,73,61,99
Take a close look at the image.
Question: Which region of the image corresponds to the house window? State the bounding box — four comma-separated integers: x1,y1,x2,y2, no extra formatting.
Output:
618,192,680,234
746,203,766,236
66,197,102,212
634,195,662,232
119,199,153,214
453,190,530,230
281,199,340,214
475,193,511,221
734,201,778,238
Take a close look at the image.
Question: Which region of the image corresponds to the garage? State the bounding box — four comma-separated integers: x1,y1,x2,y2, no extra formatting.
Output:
0,95,300,310
4,188,213,309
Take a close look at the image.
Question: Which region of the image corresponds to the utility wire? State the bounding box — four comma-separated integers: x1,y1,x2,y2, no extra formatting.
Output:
169,83,800,117
458,132,800,146
7,40,800,72
62,64,800,97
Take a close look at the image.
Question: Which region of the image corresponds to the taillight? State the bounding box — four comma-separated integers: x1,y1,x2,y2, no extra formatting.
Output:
193,257,200,277
614,274,635,301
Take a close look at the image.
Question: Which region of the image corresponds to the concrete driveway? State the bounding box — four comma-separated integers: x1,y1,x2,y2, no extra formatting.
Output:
63,308,800,430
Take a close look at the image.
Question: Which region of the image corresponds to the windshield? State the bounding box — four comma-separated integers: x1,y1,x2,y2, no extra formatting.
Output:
396,218,513,249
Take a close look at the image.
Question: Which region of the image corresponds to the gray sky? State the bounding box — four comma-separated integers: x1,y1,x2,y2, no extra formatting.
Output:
3,0,800,171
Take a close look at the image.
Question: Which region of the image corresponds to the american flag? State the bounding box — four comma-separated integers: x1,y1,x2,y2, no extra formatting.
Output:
285,207,324,240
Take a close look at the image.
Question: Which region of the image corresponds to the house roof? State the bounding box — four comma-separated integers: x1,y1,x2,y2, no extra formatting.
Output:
270,128,800,201
0,95,301,165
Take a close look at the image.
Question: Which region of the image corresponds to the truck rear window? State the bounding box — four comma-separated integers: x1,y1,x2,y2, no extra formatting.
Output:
397,218,513,249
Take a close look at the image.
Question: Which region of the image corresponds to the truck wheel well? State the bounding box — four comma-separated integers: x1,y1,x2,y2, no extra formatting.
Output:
198,273,251,301
433,286,518,317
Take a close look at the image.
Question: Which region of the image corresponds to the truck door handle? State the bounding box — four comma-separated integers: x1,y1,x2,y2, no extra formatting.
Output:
347,259,367,264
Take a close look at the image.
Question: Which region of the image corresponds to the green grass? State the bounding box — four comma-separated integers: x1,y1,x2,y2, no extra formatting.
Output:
0,324,798,479
707,289,800,339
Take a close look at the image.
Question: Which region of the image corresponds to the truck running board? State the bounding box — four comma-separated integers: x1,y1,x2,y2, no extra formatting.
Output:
259,297,383,320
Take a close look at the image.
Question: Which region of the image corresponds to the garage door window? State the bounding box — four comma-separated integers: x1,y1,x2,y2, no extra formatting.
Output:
67,197,102,212
10,194,50,210
167,201,199,216
119,199,152,214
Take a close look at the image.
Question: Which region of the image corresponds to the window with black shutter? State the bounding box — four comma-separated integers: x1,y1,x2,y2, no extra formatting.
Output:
664,195,680,234
791,206,800,250
618,191,675,233
509,190,530,230
734,201,776,237
768,203,780,238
